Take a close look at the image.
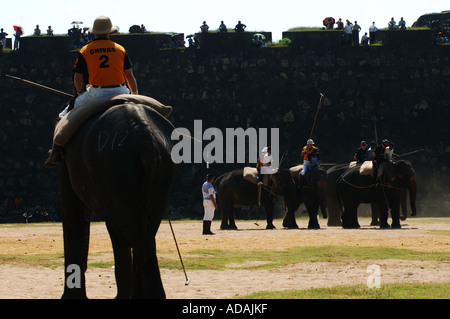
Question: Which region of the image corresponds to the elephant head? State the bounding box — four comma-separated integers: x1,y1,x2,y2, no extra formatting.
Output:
270,169,300,214
384,160,417,218
300,166,328,219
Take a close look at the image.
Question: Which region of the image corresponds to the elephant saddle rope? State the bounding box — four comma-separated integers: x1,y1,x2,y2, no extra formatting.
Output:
53,94,172,146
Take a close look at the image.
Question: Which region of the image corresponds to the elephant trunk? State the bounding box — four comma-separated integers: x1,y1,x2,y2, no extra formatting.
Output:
409,176,417,216
317,181,327,219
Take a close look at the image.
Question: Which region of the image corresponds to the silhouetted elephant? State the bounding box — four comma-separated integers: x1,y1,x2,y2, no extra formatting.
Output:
56,100,176,298
283,165,327,229
334,160,417,229
214,168,299,229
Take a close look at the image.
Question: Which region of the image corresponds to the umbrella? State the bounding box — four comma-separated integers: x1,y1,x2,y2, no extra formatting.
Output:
71,21,83,25
254,33,266,40
13,25,23,32
323,17,335,27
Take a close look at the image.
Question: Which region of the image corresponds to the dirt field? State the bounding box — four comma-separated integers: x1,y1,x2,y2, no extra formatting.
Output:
0,217,449,299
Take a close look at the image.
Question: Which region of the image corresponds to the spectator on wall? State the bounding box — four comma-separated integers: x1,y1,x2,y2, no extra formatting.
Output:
352,21,361,46
361,32,369,46
47,26,53,35
336,18,344,30
200,21,209,33
398,17,406,30
369,22,378,44
343,20,353,45
218,21,227,33
13,26,22,50
234,21,246,32
34,25,41,36
388,17,396,30
0,28,8,49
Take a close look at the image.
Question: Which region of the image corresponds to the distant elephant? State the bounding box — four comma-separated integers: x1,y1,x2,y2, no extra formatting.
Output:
214,168,299,229
57,102,176,298
335,160,417,229
282,165,327,229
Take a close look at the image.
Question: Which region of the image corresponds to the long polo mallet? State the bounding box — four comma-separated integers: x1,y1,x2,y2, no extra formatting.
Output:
5,74,74,98
309,93,324,139
165,210,190,286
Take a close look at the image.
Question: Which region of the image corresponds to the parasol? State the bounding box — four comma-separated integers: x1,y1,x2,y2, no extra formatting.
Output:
254,33,266,40
13,25,23,32
71,21,83,25
323,17,335,27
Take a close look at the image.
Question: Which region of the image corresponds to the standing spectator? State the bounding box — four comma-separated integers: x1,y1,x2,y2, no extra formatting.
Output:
336,18,344,30
398,17,406,30
47,26,53,36
388,17,396,30
352,21,361,46
369,22,378,44
13,26,22,50
34,25,41,36
0,28,8,50
343,20,353,45
234,20,246,32
201,174,217,235
200,21,209,33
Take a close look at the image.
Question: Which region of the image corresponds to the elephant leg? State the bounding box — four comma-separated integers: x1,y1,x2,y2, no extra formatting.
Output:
306,199,320,229
390,197,402,229
220,200,237,230
342,202,359,229
132,220,166,299
264,203,276,229
282,206,299,229
370,201,380,226
59,170,90,299
106,221,133,299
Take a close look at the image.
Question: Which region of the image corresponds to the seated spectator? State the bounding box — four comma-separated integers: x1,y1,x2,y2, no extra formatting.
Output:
34,24,41,36
141,24,147,33
234,21,246,32
200,21,209,33
336,18,344,30
47,26,53,36
398,17,406,30
251,34,265,48
361,32,369,46
218,21,227,33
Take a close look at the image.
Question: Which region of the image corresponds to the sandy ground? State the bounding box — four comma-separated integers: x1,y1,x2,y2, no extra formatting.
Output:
0,218,449,299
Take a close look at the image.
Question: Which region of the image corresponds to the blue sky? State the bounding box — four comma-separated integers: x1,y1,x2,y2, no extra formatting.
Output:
2,0,448,41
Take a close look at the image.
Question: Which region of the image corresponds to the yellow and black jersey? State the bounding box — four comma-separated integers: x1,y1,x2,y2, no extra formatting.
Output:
73,38,132,87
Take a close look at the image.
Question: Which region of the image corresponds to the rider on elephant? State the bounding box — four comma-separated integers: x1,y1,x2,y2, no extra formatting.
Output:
257,146,272,206
300,139,319,180
44,16,139,168
354,140,367,163
373,139,389,181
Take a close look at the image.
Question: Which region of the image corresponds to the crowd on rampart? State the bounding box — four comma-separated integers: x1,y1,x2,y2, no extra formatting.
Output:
3,12,449,52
